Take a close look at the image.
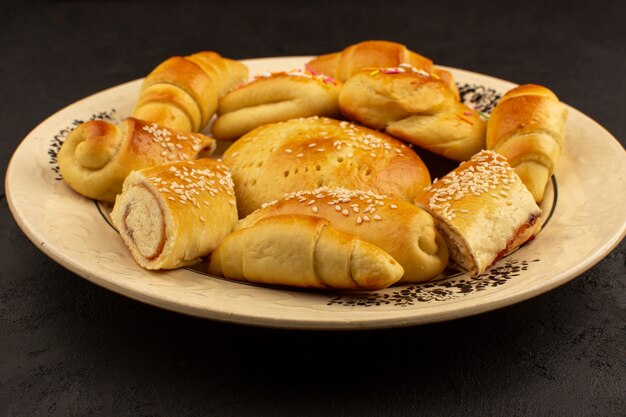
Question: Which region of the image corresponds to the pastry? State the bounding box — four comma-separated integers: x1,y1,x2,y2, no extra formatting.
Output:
417,150,542,276
221,116,432,217
212,69,342,141
131,51,248,132
307,40,458,98
110,159,238,270
236,187,449,282
58,117,216,202
339,65,486,162
208,214,404,290
487,84,568,202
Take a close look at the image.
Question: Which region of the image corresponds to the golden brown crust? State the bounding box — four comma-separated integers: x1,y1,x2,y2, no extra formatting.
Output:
306,51,340,78
339,67,486,161
208,214,404,290
58,117,216,202
417,150,542,276
486,84,567,202
236,187,449,282
307,40,458,97
132,51,248,132
111,159,238,270
186,51,249,97
308,40,433,80
221,116,432,217
212,70,342,141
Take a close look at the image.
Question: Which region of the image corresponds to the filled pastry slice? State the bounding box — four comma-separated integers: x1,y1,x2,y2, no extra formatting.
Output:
110,159,238,269
417,150,542,276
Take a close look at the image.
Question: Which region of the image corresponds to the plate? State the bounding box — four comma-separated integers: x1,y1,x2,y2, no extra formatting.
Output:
6,57,626,330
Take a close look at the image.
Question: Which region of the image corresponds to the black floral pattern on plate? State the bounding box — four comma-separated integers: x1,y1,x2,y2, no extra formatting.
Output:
327,259,540,307
457,83,502,115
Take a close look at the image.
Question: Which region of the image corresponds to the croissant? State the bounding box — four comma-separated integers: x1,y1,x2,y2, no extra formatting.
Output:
236,187,449,283
58,117,216,202
212,69,342,141
110,159,238,270
221,116,432,217
339,65,486,161
131,51,248,133
486,84,568,202
208,214,404,290
417,150,542,276
307,40,459,98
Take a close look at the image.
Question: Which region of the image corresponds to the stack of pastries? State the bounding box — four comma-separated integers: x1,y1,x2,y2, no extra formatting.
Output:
57,40,568,291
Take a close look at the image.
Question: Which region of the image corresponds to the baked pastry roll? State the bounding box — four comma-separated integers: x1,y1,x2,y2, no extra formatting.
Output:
110,159,238,270
307,40,458,98
208,214,404,291
58,117,216,203
417,150,542,276
132,51,248,132
221,116,431,217
236,187,448,283
487,84,568,202
212,69,342,141
339,65,486,162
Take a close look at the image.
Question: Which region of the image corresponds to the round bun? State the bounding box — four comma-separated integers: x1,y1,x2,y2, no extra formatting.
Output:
221,116,432,217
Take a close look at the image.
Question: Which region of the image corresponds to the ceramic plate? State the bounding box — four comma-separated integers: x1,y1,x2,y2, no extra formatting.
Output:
6,57,626,330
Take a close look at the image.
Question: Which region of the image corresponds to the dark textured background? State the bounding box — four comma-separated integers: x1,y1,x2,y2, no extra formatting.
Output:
1,1,625,416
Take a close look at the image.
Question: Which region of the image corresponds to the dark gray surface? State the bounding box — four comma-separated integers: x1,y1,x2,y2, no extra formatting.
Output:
1,1,625,416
